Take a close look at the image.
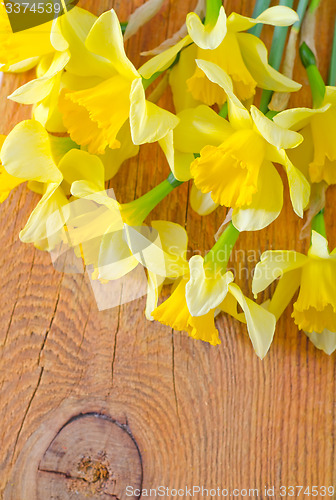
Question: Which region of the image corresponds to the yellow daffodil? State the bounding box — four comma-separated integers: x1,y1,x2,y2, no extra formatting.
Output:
252,230,336,354
0,120,99,250
56,9,178,154
273,87,336,185
152,250,276,358
8,8,120,130
140,6,300,109
0,2,54,71
61,169,188,318
0,135,25,202
169,62,309,230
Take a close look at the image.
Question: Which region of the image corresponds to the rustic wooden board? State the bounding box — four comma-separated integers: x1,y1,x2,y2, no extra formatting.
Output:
1,0,336,498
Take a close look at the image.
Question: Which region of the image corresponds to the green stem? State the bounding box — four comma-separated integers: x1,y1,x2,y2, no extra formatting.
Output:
121,174,183,226
308,0,321,13
120,21,128,34
248,0,271,37
299,42,325,107
329,18,336,86
142,71,162,90
311,209,326,238
204,222,240,271
205,0,222,26
259,0,294,114
293,0,310,31
219,102,228,118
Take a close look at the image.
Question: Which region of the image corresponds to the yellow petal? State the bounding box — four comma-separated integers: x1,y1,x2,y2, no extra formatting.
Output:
293,257,336,333
168,44,201,112
273,104,330,131
187,7,227,50
306,329,336,355
232,160,283,231
58,149,105,191
188,311,221,346
195,59,252,129
271,149,310,218
151,220,189,277
86,9,138,79
58,7,114,78
152,278,192,332
227,283,276,359
145,270,164,321
174,105,233,154
251,105,302,150
19,183,68,247
0,120,62,183
129,78,179,145
98,226,139,280
100,121,139,181
0,165,24,203
286,125,313,180
252,250,307,295
0,3,54,70
65,195,122,250
227,6,298,32
309,106,336,184
59,75,132,154
185,255,234,316
267,269,302,320
9,51,70,105
191,129,265,207
159,131,193,182
190,183,219,215
139,36,191,79
236,33,301,92
188,32,257,105
309,230,330,259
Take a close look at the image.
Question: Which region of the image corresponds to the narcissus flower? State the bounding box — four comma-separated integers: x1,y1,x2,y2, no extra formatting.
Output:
153,224,276,358
252,230,336,354
0,2,54,71
57,9,179,154
274,87,336,185
0,135,25,202
171,61,310,230
140,6,301,109
0,120,95,250
63,170,188,318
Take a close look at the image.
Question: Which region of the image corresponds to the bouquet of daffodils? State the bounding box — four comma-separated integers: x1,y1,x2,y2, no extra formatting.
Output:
1,0,335,359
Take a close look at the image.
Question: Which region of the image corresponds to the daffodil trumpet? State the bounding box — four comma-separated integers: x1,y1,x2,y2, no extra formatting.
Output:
152,221,276,358
173,62,310,231
253,229,336,354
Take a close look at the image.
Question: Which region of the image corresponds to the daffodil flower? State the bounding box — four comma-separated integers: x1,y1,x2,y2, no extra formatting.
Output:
0,135,25,202
62,169,187,318
140,5,301,109
0,2,55,71
170,61,309,231
273,87,336,185
152,223,276,358
252,230,336,354
56,9,178,154
0,120,99,250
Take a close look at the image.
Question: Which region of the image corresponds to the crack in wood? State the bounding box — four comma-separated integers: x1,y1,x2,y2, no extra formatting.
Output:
2,249,36,351
111,284,123,387
171,329,180,423
11,366,44,462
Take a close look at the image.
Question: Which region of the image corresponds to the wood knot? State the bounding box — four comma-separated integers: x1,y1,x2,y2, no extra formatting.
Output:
35,412,142,499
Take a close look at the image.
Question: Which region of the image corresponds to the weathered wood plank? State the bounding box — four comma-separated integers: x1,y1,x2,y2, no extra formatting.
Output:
1,0,336,498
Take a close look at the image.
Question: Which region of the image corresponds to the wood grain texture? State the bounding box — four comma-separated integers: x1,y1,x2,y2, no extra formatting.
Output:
1,0,336,498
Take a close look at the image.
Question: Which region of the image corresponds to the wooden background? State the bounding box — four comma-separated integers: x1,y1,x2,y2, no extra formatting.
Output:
1,0,336,498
